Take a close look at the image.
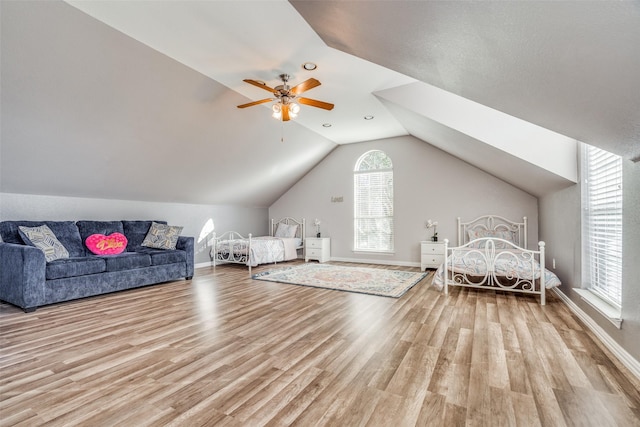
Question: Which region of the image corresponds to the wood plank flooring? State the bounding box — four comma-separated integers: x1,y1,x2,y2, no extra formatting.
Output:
1,260,639,426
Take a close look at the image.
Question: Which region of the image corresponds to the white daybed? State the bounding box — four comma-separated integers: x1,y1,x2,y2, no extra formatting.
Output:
211,217,305,276
432,215,561,305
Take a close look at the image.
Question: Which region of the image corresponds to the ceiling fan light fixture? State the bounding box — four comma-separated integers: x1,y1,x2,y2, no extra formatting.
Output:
272,103,282,119
239,74,333,123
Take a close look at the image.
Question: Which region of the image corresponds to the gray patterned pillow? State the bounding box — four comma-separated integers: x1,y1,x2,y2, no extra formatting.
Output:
18,224,70,262
141,222,183,250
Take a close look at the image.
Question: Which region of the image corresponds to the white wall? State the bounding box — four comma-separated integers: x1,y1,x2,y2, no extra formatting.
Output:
539,158,640,364
270,135,538,266
0,193,268,266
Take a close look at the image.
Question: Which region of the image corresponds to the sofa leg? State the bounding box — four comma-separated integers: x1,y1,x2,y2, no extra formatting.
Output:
24,307,37,313
186,276,193,280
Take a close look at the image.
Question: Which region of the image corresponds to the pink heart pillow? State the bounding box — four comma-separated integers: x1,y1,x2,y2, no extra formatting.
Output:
86,233,128,255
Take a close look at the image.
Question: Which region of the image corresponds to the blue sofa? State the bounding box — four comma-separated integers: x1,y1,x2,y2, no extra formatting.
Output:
0,220,194,312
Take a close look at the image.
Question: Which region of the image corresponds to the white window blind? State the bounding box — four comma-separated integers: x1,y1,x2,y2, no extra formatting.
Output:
354,150,394,252
582,144,623,308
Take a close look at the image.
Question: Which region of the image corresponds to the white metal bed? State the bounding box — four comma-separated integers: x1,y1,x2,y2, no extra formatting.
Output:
211,217,306,276
432,215,561,305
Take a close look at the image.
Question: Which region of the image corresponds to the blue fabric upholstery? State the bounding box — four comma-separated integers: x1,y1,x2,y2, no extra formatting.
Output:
0,243,46,309
46,257,106,280
176,236,194,278
44,264,187,304
0,220,193,312
102,253,151,272
0,221,85,257
137,247,187,266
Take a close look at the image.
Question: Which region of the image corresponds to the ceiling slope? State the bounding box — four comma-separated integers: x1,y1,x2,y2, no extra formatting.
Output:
64,0,415,145
291,0,640,162
375,81,577,197
1,0,335,207
3,0,614,207
63,0,593,200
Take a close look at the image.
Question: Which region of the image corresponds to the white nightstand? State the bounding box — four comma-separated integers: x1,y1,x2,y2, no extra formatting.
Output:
305,237,330,263
421,241,445,271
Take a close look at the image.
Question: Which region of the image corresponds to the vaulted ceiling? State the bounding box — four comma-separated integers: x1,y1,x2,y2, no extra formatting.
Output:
292,0,640,163
2,1,638,206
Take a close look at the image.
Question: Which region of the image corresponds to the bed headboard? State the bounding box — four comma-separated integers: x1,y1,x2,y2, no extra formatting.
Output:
270,217,306,245
458,215,527,248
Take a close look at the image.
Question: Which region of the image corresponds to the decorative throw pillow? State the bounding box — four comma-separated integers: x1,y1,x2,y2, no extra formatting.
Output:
85,233,128,255
18,224,70,262
141,222,183,250
274,223,298,238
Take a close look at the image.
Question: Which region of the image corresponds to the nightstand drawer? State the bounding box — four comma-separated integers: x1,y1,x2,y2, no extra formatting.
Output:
421,244,445,255
423,254,444,265
306,249,322,257
306,239,324,249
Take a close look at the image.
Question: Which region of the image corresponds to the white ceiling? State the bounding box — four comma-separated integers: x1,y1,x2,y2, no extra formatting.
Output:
4,0,637,206
65,0,415,145
291,0,640,162
63,0,640,197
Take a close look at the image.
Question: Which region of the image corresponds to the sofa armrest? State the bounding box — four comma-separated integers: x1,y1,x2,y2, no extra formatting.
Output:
176,236,194,278
0,242,46,311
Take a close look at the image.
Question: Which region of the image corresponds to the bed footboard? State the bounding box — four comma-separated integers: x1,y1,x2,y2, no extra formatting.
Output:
443,238,546,305
211,231,253,276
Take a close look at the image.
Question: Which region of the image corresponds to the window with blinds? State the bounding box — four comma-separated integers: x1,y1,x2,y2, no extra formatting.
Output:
582,144,623,308
354,150,394,252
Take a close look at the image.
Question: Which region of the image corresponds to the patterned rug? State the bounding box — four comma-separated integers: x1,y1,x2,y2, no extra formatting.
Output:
252,263,429,298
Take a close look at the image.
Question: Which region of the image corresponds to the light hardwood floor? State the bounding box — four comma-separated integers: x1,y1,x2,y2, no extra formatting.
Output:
1,261,639,426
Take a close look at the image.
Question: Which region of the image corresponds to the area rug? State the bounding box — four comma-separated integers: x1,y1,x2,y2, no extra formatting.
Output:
252,263,429,298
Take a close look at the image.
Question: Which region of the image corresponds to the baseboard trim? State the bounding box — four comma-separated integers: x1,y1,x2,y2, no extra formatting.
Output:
552,288,640,382
195,261,214,269
197,259,422,270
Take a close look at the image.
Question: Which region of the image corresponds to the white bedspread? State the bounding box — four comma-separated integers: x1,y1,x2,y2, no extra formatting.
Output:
247,236,299,267
281,237,298,261
431,249,561,290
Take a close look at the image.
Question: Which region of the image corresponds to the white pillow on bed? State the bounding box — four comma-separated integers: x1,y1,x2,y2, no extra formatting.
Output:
274,223,298,238
467,229,515,249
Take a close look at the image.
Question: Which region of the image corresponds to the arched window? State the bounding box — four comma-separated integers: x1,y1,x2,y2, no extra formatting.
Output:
354,150,394,252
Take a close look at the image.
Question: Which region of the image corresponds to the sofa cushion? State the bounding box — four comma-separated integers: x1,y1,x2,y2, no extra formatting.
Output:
141,222,183,250
46,257,107,280
0,221,85,257
102,253,152,272
122,220,167,252
137,248,187,266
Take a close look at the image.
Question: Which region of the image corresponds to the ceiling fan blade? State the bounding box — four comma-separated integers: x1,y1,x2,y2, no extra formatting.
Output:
237,98,273,108
282,104,290,121
298,97,334,111
243,79,277,94
290,78,321,95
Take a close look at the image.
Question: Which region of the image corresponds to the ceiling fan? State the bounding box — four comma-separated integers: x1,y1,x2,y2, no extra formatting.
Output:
237,74,334,121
